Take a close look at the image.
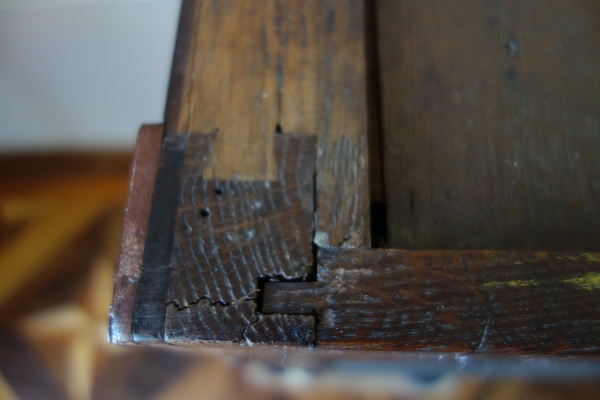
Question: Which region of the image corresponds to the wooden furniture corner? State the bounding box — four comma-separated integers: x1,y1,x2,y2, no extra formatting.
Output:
110,0,600,354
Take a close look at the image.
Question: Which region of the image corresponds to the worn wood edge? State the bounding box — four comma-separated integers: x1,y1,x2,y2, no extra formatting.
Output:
131,135,187,343
109,124,164,344
164,0,198,136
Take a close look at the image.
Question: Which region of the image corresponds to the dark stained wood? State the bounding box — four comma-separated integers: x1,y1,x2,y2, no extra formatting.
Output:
244,314,315,347
116,0,600,353
167,134,315,306
263,282,325,315
264,249,600,353
377,0,600,250
166,298,315,346
110,124,164,344
168,0,370,246
130,133,315,345
132,134,188,342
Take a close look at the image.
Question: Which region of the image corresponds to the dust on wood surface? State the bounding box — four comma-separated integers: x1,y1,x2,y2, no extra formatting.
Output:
110,124,164,344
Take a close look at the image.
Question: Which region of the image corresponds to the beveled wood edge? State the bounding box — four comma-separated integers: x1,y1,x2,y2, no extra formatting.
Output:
109,124,164,344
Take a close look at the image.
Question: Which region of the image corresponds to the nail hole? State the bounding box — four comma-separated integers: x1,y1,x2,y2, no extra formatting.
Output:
215,188,223,195
275,123,283,134
200,208,210,217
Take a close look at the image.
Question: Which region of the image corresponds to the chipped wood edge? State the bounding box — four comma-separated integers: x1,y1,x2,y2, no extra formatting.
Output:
109,124,164,344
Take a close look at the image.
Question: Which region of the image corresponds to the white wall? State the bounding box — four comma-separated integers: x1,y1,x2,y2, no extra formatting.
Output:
0,0,180,152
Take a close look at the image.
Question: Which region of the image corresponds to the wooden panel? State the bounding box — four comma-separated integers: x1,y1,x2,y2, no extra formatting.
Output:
171,0,370,246
377,0,600,250
176,0,279,180
110,124,163,344
264,249,600,353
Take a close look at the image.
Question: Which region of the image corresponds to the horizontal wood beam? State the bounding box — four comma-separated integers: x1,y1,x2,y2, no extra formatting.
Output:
264,249,600,353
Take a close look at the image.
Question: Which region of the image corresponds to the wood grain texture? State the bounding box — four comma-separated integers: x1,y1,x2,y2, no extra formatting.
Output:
168,134,315,308
166,299,315,346
165,299,257,344
132,135,188,342
244,314,315,347
377,0,600,250
171,0,370,246
110,124,163,344
313,0,371,248
265,249,600,353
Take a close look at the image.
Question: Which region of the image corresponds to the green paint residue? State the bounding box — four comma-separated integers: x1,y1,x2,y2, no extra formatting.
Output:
514,261,523,265
583,253,600,263
484,279,538,289
561,272,600,291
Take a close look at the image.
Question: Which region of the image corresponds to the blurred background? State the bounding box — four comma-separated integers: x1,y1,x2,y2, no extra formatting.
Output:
0,0,599,399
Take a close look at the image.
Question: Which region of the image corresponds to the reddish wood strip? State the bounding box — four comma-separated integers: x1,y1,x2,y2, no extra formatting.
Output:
109,124,164,344
264,249,600,353
313,0,371,248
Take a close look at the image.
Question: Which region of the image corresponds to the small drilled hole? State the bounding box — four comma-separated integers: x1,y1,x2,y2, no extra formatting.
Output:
275,123,283,134
200,208,210,217
215,188,223,195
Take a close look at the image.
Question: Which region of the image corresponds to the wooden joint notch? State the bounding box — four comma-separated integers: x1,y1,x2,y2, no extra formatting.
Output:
131,133,318,346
